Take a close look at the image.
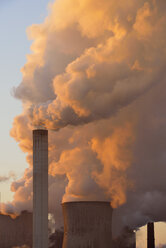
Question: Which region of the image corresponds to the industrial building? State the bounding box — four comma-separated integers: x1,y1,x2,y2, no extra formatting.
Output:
0,129,153,248
0,211,32,248
31,129,137,248
0,210,63,248
32,130,157,248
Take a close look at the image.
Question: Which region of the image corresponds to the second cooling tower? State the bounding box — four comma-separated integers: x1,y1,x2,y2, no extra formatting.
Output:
62,201,113,248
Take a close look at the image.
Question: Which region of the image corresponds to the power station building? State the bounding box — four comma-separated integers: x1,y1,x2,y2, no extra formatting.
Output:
0,211,32,248
32,129,153,248
32,129,136,248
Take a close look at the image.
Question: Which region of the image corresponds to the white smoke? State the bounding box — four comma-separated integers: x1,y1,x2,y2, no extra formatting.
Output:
0,176,10,183
0,172,16,183
2,0,166,233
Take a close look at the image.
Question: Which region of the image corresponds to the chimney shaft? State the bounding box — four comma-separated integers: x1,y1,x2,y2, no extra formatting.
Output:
147,222,155,248
33,129,48,248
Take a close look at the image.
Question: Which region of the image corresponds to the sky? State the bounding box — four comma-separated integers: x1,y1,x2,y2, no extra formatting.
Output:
1,0,166,247
0,0,49,202
137,222,166,248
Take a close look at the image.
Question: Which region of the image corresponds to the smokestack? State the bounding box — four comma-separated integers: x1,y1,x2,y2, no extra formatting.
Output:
147,222,155,248
132,231,136,248
62,201,113,248
33,129,48,248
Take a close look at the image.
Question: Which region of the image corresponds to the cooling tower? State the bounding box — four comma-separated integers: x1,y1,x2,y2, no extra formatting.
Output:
62,201,113,248
147,222,155,248
33,129,48,248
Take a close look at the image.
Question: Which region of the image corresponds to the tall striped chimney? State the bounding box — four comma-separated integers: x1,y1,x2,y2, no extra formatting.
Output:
33,129,48,248
147,222,155,248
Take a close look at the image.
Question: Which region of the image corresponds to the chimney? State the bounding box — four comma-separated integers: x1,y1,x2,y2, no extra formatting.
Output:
62,201,113,248
33,129,48,248
147,222,155,248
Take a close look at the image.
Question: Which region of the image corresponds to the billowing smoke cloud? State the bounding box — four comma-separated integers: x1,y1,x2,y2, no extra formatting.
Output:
2,0,166,233
0,176,10,183
0,172,16,183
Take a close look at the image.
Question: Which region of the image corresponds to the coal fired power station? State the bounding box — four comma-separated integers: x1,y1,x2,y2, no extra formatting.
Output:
33,129,48,248
32,129,137,248
62,201,113,248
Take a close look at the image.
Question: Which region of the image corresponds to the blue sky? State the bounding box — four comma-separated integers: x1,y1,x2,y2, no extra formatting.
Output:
0,0,50,202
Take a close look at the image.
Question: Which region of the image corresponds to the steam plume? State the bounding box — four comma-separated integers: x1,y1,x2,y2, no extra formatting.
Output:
0,172,16,183
0,176,10,183
2,0,166,233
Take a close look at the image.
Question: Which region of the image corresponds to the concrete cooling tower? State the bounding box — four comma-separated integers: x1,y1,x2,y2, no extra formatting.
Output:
62,201,113,248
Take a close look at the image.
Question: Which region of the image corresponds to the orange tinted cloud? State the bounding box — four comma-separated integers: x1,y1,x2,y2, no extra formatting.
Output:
3,0,166,233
